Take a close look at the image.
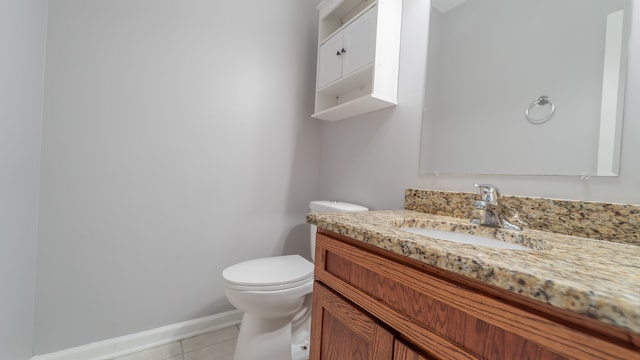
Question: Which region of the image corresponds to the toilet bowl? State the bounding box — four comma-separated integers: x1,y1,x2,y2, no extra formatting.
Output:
223,255,314,360
222,201,368,360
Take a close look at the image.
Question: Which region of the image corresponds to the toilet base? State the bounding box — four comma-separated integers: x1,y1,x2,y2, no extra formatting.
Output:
233,312,300,360
292,343,309,360
291,307,311,360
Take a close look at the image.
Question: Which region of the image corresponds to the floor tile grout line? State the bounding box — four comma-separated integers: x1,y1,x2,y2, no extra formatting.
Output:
112,325,239,360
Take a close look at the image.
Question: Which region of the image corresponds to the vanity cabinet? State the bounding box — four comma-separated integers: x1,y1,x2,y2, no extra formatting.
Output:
313,0,402,121
309,230,640,360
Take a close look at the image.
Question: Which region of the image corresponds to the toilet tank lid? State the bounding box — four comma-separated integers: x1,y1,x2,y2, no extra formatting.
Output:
309,200,368,212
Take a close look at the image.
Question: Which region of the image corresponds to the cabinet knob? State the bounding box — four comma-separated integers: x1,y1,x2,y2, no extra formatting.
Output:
341,48,346,54
336,51,341,56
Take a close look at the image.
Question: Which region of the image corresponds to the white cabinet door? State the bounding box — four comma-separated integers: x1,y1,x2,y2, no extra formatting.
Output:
317,33,344,89
342,7,376,78
342,9,376,76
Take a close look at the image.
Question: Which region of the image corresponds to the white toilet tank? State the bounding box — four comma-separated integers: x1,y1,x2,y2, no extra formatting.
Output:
308,201,368,261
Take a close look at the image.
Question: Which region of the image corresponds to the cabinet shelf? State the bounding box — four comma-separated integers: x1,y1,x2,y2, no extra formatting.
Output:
313,63,397,121
312,94,397,121
317,63,373,95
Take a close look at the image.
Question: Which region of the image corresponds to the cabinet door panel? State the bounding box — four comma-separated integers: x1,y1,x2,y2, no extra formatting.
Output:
342,7,376,77
317,33,344,88
310,282,393,360
394,340,434,360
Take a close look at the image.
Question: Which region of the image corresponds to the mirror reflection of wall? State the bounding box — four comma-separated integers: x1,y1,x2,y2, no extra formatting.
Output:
420,0,631,176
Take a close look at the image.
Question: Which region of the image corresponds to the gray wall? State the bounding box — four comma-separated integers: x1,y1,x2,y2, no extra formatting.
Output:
11,0,640,356
0,0,47,359
35,0,319,354
319,0,640,208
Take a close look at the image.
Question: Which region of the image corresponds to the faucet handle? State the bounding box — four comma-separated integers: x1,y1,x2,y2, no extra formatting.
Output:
474,183,501,204
474,200,488,209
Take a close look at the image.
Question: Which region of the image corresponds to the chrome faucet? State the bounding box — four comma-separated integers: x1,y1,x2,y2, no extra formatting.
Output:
471,184,522,231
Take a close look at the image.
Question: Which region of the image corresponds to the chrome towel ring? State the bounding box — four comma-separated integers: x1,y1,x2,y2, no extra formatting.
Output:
525,95,555,124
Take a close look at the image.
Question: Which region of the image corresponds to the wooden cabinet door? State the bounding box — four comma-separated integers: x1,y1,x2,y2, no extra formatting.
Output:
394,340,433,360
310,282,394,360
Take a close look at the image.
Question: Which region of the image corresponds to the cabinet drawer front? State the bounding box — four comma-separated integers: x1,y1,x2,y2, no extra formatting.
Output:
315,233,636,360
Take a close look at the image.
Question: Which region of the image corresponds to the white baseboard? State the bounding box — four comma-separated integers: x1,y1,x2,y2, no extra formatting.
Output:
31,310,243,360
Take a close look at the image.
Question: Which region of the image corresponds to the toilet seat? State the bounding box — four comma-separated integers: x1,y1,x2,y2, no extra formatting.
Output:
222,255,314,291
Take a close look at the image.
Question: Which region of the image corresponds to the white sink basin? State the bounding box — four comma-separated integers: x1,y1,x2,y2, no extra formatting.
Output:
400,227,532,251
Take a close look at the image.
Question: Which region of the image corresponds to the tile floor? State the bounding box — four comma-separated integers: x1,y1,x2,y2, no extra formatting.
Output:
111,325,239,360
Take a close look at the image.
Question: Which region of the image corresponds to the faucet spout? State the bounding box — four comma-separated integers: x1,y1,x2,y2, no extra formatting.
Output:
471,184,522,231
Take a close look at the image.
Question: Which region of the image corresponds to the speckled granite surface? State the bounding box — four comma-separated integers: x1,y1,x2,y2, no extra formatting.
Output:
307,210,640,334
405,189,640,245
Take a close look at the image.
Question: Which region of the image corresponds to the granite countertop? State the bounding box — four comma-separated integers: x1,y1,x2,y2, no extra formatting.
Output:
307,210,640,334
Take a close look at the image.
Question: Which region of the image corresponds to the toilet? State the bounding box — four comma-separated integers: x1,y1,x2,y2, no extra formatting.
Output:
222,201,368,360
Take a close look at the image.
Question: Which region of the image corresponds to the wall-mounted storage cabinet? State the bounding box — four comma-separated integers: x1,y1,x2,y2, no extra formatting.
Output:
313,0,403,121
317,7,376,89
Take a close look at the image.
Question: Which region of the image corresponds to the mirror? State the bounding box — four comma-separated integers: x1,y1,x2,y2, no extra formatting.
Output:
420,0,632,176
